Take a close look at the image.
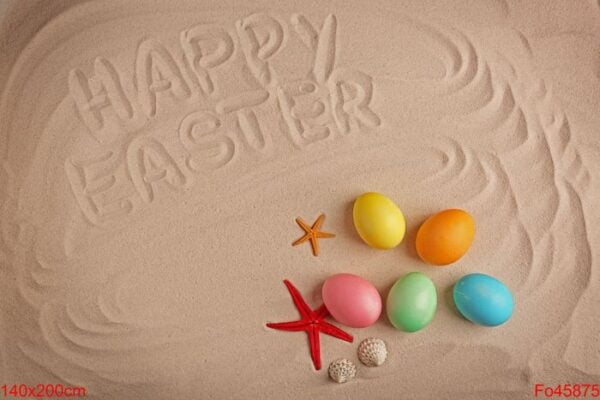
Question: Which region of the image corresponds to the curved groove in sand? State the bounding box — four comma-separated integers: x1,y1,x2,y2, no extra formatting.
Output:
548,117,590,192
396,17,484,95
95,273,133,326
16,343,85,387
522,180,592,345
462,81,516,129
31,302,199,386
439,47,534,158
512,29,533,59
554,180,592,289
415,23,481,94
15,264,55,310
30,259,64,287
496,109,530,154
470,156,534,285
521,232,555,294
66,302,130,335
444,62,495,115
57,311,189,353
422,138,468,185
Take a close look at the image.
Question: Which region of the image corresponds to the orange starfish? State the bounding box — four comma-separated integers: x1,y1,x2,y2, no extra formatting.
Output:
292,214,335,256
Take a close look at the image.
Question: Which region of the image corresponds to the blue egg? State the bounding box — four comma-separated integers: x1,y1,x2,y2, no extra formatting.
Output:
453,273,514,327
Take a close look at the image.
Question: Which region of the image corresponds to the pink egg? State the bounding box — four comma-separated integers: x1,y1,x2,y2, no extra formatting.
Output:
322,273,382,328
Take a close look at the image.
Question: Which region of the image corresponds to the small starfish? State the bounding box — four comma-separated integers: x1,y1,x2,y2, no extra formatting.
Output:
292,214,335,256
266,280,353,370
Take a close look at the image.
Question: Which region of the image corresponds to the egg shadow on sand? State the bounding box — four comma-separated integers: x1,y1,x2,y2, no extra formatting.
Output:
341,199,365,246
404,216,427,263
444,283,465,320
379,281,397,330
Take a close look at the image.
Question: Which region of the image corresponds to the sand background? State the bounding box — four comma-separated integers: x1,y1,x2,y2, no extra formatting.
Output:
1,0,599,398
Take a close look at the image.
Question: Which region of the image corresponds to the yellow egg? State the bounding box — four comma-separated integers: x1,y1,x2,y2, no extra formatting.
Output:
353,192,406,249
415,209,475,266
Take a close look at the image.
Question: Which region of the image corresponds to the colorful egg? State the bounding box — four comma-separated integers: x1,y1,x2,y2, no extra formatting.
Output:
386,272,437,332
416,209,475,265
353,192,406,249
453,273,514,327
322,273,382,328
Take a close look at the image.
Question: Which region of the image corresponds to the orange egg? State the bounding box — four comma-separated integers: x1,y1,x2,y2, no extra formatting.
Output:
415,209,475,266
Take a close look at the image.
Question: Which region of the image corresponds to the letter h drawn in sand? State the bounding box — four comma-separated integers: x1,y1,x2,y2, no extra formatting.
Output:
68,58,134,144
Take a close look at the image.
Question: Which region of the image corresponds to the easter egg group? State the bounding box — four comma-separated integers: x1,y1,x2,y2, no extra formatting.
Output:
313,192,513,332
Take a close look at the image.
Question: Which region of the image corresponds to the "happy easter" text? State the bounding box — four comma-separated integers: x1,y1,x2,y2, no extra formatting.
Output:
65,13,380,226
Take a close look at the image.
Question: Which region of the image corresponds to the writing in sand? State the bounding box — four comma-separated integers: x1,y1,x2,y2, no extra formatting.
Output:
65,13,381,226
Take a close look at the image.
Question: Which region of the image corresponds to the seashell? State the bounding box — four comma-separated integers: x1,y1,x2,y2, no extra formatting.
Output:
328,358,356,383
357,337,387,367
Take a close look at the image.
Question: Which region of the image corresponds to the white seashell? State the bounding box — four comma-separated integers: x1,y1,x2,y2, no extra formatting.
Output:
328,358,356,383
357,337,388,367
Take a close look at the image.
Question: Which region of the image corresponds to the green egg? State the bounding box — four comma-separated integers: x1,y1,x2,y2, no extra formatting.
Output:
386,272,437,332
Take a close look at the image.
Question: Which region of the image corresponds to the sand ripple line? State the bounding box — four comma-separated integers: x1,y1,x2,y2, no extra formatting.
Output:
415,23,480,93
422,138,468,185
529,79,590,193
409,23,518,118
516,180,592,362
15,255,65,309
19,301,201,388
453,80,515,130
545,115,591,193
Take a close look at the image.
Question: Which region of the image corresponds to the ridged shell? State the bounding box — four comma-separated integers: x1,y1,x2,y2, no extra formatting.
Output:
328,358,356,383
357,337,387,367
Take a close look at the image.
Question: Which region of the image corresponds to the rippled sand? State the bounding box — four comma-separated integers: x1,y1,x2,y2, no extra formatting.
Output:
0,1,598,398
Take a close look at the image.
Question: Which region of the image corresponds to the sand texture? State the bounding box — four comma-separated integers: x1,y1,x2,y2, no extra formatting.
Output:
1,0,599,398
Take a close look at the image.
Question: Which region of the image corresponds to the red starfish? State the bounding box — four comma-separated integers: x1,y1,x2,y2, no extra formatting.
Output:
266,279,353,370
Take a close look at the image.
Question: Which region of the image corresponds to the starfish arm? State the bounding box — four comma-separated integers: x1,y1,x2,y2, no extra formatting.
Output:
266,320,309,331
292,233,310,246
315,231,335,239
312,214,325,230
313,304,329,320
308,325,322,370
319,321,354,343
309,236,320,256
295,218,312,232
283,280,313,319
